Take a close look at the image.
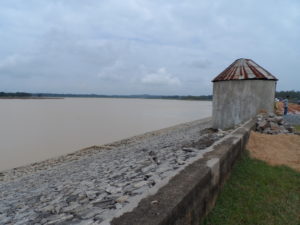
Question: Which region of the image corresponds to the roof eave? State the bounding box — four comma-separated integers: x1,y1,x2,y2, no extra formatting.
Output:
212,78,278,82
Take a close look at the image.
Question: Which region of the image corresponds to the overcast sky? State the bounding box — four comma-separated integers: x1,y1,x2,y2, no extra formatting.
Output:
0,0,299,95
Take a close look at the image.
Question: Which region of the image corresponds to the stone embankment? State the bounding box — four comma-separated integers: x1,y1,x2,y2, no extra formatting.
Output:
1,118,235,225
255,113,297,134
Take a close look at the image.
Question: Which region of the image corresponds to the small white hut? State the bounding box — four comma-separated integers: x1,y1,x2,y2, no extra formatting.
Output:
212,58,278,130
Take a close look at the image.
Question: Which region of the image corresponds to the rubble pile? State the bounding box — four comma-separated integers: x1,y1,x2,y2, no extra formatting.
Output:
255,113,294,135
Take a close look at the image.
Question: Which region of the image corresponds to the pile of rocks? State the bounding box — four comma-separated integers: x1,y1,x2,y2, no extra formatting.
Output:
255,113,294,134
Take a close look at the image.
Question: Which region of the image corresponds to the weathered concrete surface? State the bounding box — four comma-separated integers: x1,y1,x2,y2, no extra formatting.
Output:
212,80,276,129
111,118,255,225
2,118,231,225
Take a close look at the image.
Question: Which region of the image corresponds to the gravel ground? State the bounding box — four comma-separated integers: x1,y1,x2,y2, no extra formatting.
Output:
283,114,300,125
0,118,230,225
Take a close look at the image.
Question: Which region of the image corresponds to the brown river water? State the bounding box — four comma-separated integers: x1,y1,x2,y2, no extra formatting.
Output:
0,98,211,171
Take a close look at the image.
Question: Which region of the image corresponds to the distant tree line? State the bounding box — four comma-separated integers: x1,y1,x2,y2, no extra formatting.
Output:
0,92,32,98
0,91,299,101
275,90,300,102
0,92,213,100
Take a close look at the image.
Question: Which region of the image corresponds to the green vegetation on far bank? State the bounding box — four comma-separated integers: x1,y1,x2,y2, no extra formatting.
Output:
0,92,212,100
0,92,32,98
276,90,300,103
1,90,300,101
201,152,300,225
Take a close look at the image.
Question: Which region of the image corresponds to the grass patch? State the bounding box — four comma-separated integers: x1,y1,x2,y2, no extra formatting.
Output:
201,152,300,225
294,125,300,132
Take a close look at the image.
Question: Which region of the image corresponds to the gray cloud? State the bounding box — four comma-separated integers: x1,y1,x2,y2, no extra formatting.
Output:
0,0,299,94
183,59,212,69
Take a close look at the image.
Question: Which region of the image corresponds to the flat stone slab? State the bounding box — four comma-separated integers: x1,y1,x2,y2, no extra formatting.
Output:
0,117,231,225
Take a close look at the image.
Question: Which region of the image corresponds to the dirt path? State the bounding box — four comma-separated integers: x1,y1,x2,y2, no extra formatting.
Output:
246,131,300,172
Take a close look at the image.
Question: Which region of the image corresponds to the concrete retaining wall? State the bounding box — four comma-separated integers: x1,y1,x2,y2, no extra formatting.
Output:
212,80,276,129
111,118,255,225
